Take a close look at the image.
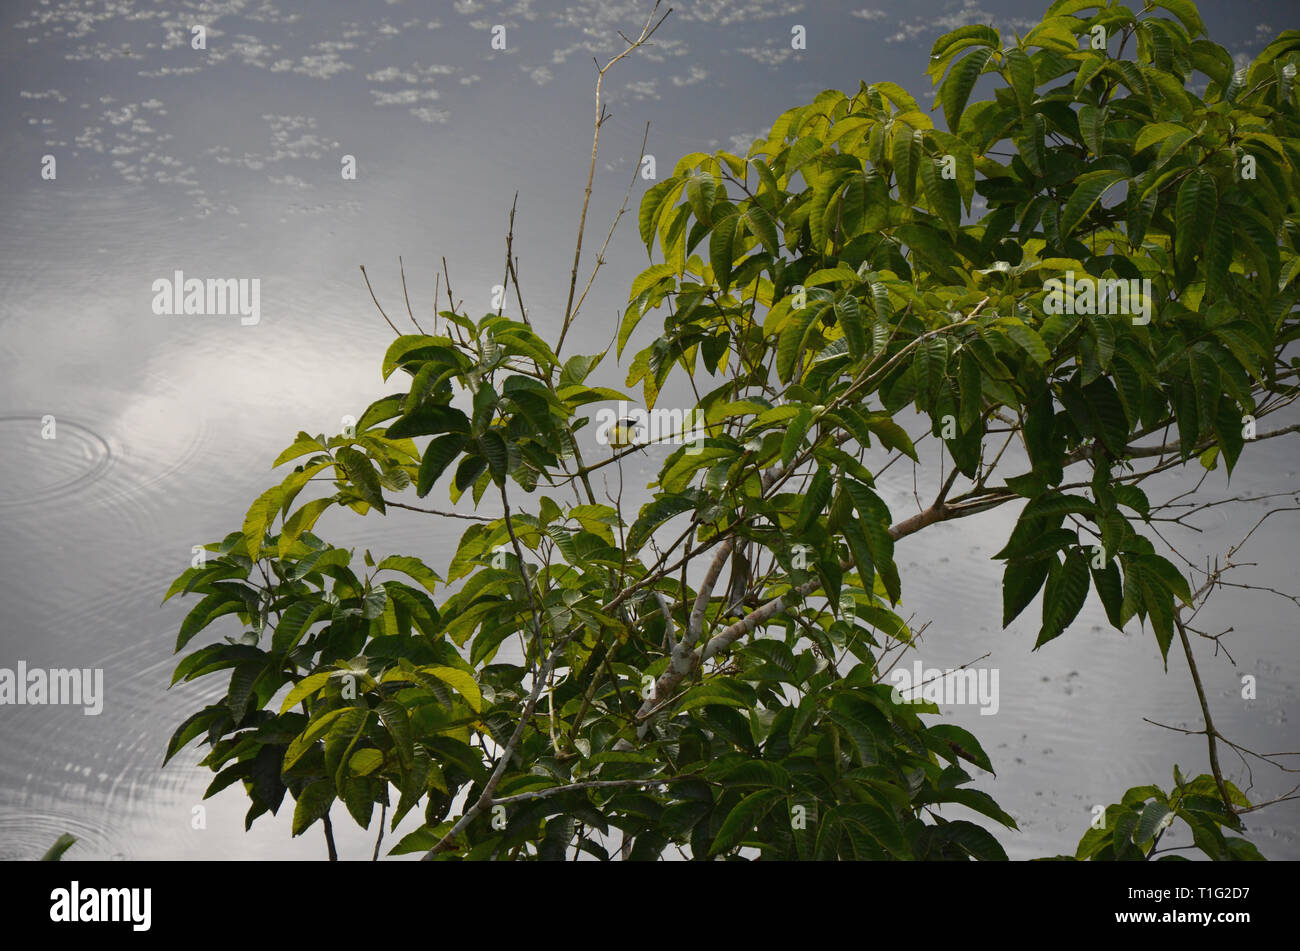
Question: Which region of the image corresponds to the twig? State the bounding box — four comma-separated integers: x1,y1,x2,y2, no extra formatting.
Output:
423,632,574,857
322,812,338,861
373,801,387,860
399,256,425,333
567,121,653,331
489,776,689,807
386,500,493,522
499,193,518,319
1173,610,1233,814
557,2,672,355
360,265,401,336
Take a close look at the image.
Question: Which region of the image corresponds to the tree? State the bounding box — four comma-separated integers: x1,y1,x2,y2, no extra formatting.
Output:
163,0,1299,860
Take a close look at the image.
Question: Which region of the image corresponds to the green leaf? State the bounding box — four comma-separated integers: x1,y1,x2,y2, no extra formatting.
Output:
638,178,678,249
836,802,911,859
374,555,442,595
893,126,923,207
1140,554,1192,606
794,466,833,533
416,433,468,498
936,819,1008,860
1175,168,1217,269
677,682,752,713
745,205,780,255
942,48,994,130
1002,555,1051,627
1091,557,1124,629
386,406,471,440
865,415,918,461
420,665,483,713
835,294,866,359
279,671,333,714
376,700,415,769
1060,170,1125,239
381,335,460,380
709,212,739,294
226,659,263,722
292,780,334,836
358,394,409,432
272,599,331,654
710,788,783,855
336,447,386,514
776,299,829,383
873,80,920,112
241,484,284,561
929,25,999,79
912,337,950,412
347,748,383,777
1077,104,1104,156
176,591,245,651
163,706,224,765
287,546,349,582
926,723,996,774
1156,0,1205,37
278,498,335,559
453,455,488,493
1014,114,1047,178
920,153,962,236
478,430,509,483
1036,547,1090,648
1002,321,1050,365
1005,47,1036,114
1204,214,1233,299
273,433,329,469
1135,800,1176,846
1133,121,1186,154
827,692,890,764
628,490,702,550
1024,16,1082,52
845,480,899,604
922,788,1019,830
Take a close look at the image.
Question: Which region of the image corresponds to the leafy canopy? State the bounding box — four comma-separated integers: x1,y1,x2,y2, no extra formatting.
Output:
164,1,1297,860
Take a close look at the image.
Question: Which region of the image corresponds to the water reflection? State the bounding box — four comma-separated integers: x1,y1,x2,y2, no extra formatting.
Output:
2,0,1297,859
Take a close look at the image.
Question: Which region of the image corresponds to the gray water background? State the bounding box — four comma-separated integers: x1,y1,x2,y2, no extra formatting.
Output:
2,0,1297,859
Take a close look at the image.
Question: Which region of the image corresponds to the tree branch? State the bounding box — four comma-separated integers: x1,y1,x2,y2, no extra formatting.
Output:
556,1,671,355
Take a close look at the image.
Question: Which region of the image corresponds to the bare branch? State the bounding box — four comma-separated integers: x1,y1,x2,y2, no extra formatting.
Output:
398,256,425,333
360,265,401,336
557,2,672,355
688,538,734,646
386,500,493,522
489,776,689,807
499,192,519,320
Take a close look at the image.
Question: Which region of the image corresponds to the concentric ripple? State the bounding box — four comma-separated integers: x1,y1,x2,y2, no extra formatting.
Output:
0,414,114,507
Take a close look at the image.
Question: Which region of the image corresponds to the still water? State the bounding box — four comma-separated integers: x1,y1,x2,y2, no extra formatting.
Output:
2,0,1297,859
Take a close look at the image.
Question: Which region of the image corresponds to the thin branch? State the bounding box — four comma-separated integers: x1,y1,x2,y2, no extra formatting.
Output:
422,481,555,858
568,121,652,328
360,265,401,336
372,801,387,860
557,1,671,355
322,812,338,861
399,256,425,333
499,193,518,319
386,500,493,522
1173,609,1232,814
489,776,690,807
687,538,734,646
620,476,966,741
422,631,574,858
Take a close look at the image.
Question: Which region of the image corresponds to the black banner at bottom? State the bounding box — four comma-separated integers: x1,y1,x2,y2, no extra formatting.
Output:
6,858,1281,939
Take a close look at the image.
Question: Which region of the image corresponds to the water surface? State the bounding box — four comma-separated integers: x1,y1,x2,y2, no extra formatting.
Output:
2,0,1296,860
